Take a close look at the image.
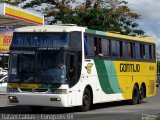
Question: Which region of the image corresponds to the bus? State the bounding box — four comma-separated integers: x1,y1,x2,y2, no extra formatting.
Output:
7,24,157,112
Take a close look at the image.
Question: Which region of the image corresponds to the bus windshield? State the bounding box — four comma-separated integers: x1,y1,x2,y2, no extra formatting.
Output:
8,51,67,84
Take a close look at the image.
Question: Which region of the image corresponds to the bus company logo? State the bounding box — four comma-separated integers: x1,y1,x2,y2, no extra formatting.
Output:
85,63,93,74
120,63,140,72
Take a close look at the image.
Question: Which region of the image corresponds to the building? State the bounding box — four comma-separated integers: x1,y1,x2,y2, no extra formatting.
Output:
0,3,44,70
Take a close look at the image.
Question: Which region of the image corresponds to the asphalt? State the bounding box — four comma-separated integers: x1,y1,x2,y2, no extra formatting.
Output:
0,87,160,120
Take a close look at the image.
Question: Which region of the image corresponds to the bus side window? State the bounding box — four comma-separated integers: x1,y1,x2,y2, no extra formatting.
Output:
135,43,140,59
84,36,88,56
98,38,103,57
122,42,127,58
149,45,152,59
153,45,156,60
84,35,95,57
94,37,98,55
140,44,145,59
131,43,136,58
145,44,150,60
94,37,103,57
127,42,131,58
102,38,110,57
119,41,123,58
150,44,155,60
111,40,120,57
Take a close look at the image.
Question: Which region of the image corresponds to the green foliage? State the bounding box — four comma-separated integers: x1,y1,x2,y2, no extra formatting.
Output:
155,117,160,120
0,0,22,6
8,0,145,36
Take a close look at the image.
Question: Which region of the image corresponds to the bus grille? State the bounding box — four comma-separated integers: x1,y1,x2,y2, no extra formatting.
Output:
35,88,48,92
20,88,32,92
20,88,48,93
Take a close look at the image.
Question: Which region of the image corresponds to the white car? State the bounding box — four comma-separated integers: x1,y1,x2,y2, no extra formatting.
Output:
0,75,7,94
0,67,8,76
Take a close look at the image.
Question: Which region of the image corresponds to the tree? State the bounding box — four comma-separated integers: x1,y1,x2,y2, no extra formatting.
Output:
8,0,145,36
73,0,144,36
0,0,24,6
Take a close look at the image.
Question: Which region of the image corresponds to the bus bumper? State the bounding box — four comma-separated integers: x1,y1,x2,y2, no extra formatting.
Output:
7,93,69,107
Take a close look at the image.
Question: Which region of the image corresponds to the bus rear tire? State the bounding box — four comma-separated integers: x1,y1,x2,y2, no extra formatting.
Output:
30,106,44,112
80,88,92,112
138,86,144,104
131,85,139,105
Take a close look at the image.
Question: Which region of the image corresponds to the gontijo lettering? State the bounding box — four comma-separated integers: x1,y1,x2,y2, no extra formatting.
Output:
120,63,140,72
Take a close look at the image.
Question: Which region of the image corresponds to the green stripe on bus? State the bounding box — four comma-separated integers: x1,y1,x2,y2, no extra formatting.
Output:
96,31,106,36
85,29,106,36
85,29,96,34
104,61,122,93
95,60,115,94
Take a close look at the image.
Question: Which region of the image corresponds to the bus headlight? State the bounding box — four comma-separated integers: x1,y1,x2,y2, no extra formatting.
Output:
8,96,19,103
50,89,67,94
7,87,18,93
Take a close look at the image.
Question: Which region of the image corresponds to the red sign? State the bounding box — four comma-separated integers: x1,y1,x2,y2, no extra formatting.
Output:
3,36,12,46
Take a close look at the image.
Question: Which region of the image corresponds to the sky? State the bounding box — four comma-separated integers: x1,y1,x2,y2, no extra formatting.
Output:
126,0,160,50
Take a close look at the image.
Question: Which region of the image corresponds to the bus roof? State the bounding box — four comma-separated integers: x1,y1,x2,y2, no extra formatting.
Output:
107,32,155,43
85,29,155,43
15,25,155,43
14,24,86,32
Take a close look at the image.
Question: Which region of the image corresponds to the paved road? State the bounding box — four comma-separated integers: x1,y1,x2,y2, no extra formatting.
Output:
0,88,160,120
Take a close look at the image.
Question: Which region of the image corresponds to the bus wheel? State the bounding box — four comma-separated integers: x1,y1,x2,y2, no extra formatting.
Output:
131,85,139,105
30,106,44,112
138,86,144,104
80,88,92,112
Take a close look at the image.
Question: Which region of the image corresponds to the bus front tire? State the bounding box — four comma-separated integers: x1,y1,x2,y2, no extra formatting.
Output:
80,88,92,112
131,85,139,105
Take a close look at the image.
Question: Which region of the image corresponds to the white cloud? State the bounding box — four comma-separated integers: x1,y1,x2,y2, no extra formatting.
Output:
126,0,160,45
128,0,160,21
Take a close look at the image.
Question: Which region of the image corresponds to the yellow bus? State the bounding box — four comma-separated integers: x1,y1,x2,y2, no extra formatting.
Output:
7,25,156,112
